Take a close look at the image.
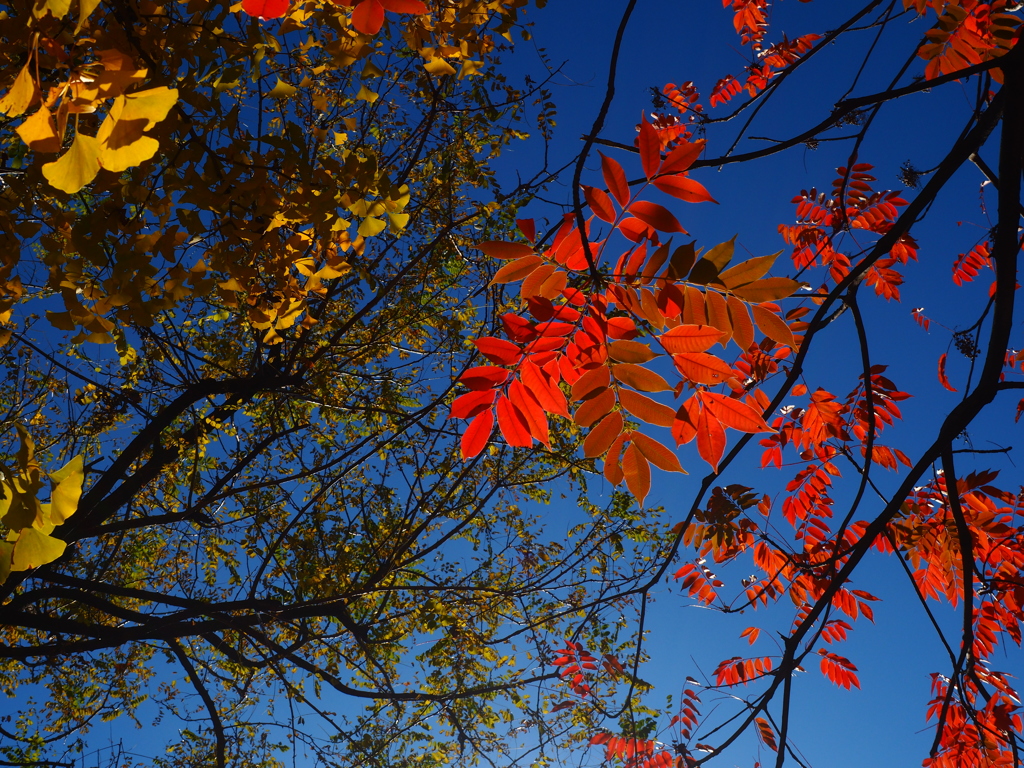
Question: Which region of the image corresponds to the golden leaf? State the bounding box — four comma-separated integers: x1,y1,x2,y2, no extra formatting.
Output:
31,0,71,20
0,65,39,117
358,216,386,237
16,106,62,153
424,57,457,76
266,78,298,98
42,132,101,193
10,527,66,571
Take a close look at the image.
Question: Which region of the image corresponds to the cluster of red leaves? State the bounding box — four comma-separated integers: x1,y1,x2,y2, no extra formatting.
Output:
910,0,1022,80
779,164,917,299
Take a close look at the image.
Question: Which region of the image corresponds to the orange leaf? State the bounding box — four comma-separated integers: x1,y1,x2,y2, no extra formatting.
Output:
622,442,652,504
638,114,660,180
600,152,630,207
660,325,723,354
604,432,628,486
629,200,687,234
673,352,735,386
652,174,716,204
612,363,673,392
731,277,802,303
461,409,493,458
584,412,623,458
477,241,535,260
490,255,542,286
475,337,521,365
607,339,658,364
696,406,726,470
584,185,617,223
699,391,772,433
520,360,569,418
727,295,754,351
619,389,675,427
574,387,615,427
704,291,732,344
672,395,700,445
938,353,957,392
496,394,533,447
572,366,611,402
751,304,795,348
718,252,779,288
631,432,686,473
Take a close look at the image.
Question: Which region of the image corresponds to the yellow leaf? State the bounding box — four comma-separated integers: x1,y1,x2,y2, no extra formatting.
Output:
458,59,483,79
358,216,386,237
77,0,101,31
42,132,101,193
48,455,83,526
0,541,11,584
95,87,178,172
0,65,39,117
387,212,409,231
16,106,62,152
10,527,66,571
361,59,384,78
32,0,71,20
355,84,378,103
266,78,298,98
424,57,456,76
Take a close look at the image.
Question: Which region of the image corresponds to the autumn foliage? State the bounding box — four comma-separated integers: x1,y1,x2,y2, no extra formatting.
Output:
0,0,1023,767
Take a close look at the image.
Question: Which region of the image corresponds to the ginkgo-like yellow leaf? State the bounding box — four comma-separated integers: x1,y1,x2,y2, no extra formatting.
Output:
358,216,386,237
77,0,102,31
42,132,101,193
16,106,62,153
356,84,379,103
48,455,83,526
424,57,457,76
387,212,409,231
95,87,178,172
116,86,178,130
31,0,71,20
266,78,298,98
0,65,39,117
10,527,66,571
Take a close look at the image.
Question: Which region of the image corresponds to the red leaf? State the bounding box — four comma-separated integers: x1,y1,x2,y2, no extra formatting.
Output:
673,352,735,386
450,389,497,420
461,409,493,458
660,139,705,175
509,380,550,446
520,360,570,418
751,304,795,348
938,352,957,392
660,325,723,354
600,152,630,207
379,0,426,11
350,0,385,34
583,185,617,223
517,218,536,242
638,114,661,180
497,394,533,447
629,200,687,234
242,0,288,19
652,174,717,204
475,337,521,365
459,366,509,391
584,412,624,458
631,432,686,473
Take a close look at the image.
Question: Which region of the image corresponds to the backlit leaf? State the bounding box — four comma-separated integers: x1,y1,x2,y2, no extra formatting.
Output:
242,0,289,19
10,528,66,571
572,366,611,402
622,442,652,504
751,304,795,348
696,406,726,470
478,241,535,260
584,185,617,223
475,337,521,365
0,64,38,117
607,340,658,364
638,114,661,179
719,251,780,288
731,277,803,303
630,201,687,233
490,255,542,286
631,432,686,473
673,352,735,386
699,391,772,433
584,412,623,458
600,152,630,206
574,387,615,427
619,389,675,427
16,106,61,153
660,325,722,354
497,394,533,447
612,363,672,392
652,174,717,204
42,132,101,194
461,409,493,459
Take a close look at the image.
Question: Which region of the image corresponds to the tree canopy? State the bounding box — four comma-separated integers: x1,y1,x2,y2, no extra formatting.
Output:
1,1,1024,768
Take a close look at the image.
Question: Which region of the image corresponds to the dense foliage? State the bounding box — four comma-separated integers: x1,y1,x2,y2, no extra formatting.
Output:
1,1,1024,768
